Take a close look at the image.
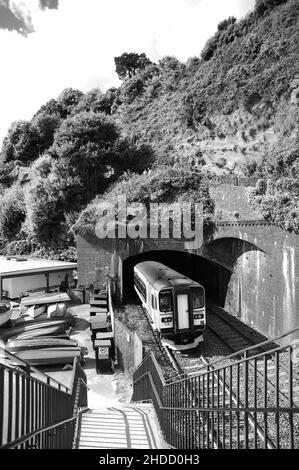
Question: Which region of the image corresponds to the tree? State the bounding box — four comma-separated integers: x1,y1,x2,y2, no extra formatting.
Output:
71,87,120,115
1,120,40,163
33,98,64,119
114,52,152,81
0,184,26,240
25,173,82,243
51,111,119,152
49,111,120,201
255,0,288,17
32,113,61,152
57,88,84,118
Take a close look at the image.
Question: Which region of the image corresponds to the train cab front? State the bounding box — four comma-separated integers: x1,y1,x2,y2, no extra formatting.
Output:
159,286,206,350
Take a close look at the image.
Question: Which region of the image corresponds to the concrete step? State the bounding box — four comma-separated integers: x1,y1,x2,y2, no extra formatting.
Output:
77,405,162,449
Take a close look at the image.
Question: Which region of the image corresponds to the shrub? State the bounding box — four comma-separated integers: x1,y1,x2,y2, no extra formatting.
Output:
0,184,26,240
121,76,145,104
1,120,40,163
255,0,288,17
216,157,227,169
32,154,54,178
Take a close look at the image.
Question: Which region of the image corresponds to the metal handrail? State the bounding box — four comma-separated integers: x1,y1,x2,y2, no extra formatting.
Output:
0,343,70,392
166,342,298,387
133,334,299,449
0,416,77,449
164,325,299,384
0,347,88,449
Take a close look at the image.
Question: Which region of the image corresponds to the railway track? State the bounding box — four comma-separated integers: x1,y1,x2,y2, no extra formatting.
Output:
206,305,299,409
206,305,266,354
139,300,299,411
128,300,298,448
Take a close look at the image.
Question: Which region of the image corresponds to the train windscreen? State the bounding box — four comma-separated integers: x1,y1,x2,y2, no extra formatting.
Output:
192,288,205,309
159,291,173,312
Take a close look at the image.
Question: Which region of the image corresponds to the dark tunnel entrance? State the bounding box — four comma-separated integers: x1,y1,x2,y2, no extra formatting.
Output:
122,250,232,306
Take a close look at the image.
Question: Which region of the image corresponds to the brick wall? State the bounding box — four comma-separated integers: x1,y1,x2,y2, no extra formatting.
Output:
77,185,299,341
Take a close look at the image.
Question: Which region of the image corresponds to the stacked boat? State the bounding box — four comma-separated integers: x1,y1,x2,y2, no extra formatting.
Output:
0,293,84,366
0,301,13,327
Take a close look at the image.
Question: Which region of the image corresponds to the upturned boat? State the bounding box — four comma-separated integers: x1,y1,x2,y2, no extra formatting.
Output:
0,302,12,327
27,304,47,319
0,319,72,342
47,302,67,318
7,337,78,352
15,347,83,365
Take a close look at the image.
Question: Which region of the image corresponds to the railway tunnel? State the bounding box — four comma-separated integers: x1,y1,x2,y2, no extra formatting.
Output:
122,250,232,306
77,220,299,340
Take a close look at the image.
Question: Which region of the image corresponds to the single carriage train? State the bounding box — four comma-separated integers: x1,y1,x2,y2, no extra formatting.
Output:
134,261,206,349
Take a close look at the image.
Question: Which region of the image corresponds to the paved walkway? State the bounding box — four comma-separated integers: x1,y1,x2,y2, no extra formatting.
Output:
77,404,163,449
44,304,168,449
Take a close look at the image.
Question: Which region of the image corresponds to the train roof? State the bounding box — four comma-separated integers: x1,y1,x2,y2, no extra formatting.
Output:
134,261,203,291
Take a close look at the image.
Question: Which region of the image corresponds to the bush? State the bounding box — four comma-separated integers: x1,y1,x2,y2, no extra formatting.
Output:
0,184,26,240
75,167,216,239
32,154,54,178
72,88,120,115
1,120,40,163
255,0,288,17
121,76,145,104
216,157,227,168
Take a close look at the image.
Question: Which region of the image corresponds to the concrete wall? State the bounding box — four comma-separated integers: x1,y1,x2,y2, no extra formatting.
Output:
114,318,143,375
209,223,299,338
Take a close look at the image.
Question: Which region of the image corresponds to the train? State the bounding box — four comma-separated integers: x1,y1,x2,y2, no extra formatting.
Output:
133,261,206,349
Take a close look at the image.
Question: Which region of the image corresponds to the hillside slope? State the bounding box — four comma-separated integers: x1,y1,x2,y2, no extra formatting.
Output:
114,0,298,176
0,0,298,260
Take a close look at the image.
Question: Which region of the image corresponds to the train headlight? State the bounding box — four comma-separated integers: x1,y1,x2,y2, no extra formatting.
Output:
194,313,204,320
161,317,172,323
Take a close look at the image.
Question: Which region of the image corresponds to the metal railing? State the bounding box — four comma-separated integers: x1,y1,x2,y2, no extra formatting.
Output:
132,330,299,449
0,346,88,449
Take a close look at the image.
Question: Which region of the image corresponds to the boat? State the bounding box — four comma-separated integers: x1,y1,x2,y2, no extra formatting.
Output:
0,319,73,342
21,292,70,307
47,302,67,318
15,347,83,365
6,327,72,342
27,304,47,319
7,337,78,352
0,302,12,327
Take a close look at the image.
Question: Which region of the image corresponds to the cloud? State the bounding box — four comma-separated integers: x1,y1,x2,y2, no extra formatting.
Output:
39,0,59,10
0,0,34,34
0,0,59,35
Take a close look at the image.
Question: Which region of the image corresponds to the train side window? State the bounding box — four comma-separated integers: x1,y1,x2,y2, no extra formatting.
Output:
151,295,155,309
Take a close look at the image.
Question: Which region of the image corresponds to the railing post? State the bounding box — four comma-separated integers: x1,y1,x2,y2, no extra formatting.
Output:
244,350,249,449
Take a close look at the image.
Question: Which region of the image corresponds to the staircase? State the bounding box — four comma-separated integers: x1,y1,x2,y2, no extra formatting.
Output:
76,404,161,449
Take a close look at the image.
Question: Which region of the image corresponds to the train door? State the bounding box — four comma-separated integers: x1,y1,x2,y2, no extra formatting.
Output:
176,293,190,329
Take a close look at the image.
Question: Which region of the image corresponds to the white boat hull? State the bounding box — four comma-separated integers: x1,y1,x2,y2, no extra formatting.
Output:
0,310,12,326
16,347,82,365
27,304,47,319
47,303,67,318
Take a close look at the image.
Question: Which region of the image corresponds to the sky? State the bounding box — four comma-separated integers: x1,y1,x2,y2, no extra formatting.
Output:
0,0,255,145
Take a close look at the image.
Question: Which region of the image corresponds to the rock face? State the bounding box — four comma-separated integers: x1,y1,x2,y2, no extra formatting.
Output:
210,183,263,221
